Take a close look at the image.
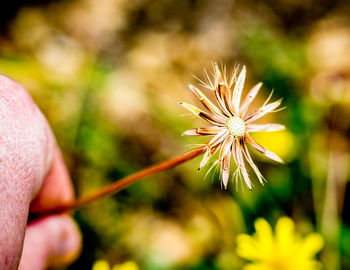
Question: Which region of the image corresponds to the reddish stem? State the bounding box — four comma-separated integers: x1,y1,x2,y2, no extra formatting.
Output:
30,146,205,219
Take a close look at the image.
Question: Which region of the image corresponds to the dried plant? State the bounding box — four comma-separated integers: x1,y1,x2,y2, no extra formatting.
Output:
31,63,285,219
180,63,285,189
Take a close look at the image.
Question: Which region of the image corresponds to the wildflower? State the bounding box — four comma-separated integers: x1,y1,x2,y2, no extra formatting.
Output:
180,63,285,189
92,260,139,270
236,217,324,270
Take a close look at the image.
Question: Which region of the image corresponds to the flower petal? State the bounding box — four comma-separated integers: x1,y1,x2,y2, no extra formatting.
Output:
300,233,324,258
187,84,227,121
179,102,225,125
236,234,261,260
182,128,201,136
221,149,231,189
275,217,296,254
254,218,274,252
246,134,284,163
214,84,232,117
242,142,265,184
232,66,246,114
219,135,234,161
214,62,225,87
199,143,221,169
198,130,228,169
182,126,224,136
208,129,229,147
242,263,271,270
244,98,283,123
246,124,285,132
212,64,232,116
233,139,252,190
239,82,263,117
224,67,238,113
219,136,233,188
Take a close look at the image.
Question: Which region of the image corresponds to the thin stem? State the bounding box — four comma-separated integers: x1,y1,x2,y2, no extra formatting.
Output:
30,146,206,219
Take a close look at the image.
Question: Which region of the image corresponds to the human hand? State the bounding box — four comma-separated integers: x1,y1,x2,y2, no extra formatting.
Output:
0,75,81,270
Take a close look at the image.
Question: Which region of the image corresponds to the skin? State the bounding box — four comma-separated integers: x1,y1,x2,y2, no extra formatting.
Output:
0,75,81,269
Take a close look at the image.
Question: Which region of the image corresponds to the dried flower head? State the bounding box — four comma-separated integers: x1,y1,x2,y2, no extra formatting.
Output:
180,63,285,190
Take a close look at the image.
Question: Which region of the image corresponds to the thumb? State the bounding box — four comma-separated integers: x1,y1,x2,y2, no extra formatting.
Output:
18,214,81,270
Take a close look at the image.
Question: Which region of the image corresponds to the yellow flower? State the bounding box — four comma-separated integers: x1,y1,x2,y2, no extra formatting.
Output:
236,217,324,270
92,260,110,270
251,130,295,162
92,260,139,270
112,261,139,270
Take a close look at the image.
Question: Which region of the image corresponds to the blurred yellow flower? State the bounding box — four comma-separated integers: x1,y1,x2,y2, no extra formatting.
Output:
92,260,139,270
92,260,110,270
236,217,324,270
251,130,296,162
112,261,139,270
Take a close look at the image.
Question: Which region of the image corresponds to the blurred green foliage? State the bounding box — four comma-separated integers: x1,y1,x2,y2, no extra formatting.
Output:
1,0,350,269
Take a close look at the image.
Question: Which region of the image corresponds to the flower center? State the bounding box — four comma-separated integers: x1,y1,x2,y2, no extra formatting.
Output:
226,116,246,138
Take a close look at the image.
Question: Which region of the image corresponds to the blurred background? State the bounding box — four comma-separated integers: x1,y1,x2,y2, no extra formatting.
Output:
0,0,350,269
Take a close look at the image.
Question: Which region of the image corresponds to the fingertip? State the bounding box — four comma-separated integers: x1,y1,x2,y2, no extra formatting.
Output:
19,214,81,270
48,215,81,267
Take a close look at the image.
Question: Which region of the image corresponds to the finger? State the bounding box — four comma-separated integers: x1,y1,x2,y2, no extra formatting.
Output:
30,145,75,212
18,214,81,270
0,75,54,268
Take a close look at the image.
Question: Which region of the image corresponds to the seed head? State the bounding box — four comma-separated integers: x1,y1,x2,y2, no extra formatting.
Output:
180,63,285,189
226,116,246,138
